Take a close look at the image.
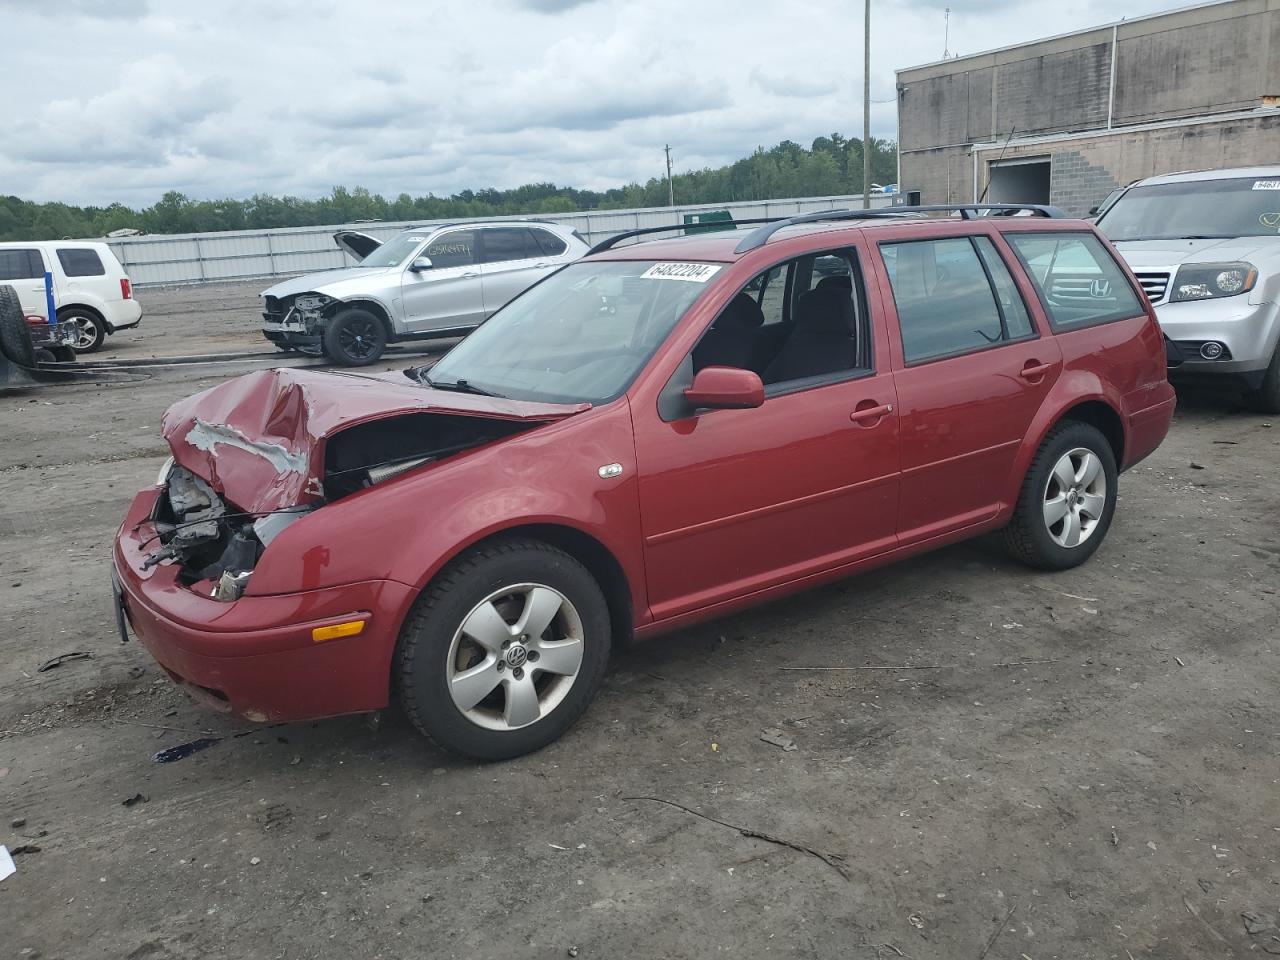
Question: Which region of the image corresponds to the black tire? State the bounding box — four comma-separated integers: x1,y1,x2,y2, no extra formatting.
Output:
322,308,387,366
396,537,612,761
50,345,77,363
0,285,36,368
1002,421,1119,571
33,348,56,365
1245,346,1280,415
60,307,106,353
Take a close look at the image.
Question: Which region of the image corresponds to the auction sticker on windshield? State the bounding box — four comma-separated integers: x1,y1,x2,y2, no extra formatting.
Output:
1252,180,1280,191
641,262,723,282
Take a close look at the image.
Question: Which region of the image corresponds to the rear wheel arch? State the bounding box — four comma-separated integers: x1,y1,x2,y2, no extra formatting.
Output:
58,303,111,331
1054,399,1126,468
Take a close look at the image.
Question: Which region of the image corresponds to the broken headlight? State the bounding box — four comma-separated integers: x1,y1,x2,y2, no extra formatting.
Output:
156,455,175,487
293,293,334,313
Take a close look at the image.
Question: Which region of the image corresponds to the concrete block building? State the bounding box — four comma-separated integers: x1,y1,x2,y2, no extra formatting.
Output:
895,0,1280,215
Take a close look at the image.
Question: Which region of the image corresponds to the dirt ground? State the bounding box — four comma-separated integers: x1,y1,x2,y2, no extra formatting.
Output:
2,283,1278,959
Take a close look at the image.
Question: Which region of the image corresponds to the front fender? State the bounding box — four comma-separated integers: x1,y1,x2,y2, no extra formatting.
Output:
243,400,648,628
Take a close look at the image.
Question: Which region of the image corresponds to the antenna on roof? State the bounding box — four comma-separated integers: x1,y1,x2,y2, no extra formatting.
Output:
943,7,950,58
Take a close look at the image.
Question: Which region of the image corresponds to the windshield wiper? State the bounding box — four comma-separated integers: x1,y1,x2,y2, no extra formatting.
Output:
423,374,506,399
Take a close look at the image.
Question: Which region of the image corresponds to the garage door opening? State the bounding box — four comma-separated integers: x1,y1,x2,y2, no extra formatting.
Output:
986,158,1051,205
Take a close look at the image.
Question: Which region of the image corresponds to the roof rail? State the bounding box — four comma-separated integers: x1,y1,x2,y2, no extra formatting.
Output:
586,217,781,255
732,203,1068,253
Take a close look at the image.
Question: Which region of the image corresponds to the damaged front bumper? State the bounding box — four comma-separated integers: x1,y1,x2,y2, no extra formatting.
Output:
261,296,330,349
114,486,415,723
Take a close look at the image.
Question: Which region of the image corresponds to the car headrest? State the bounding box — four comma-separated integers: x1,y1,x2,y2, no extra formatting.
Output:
815,274,852,291
717,292,766,330
794,287,856,335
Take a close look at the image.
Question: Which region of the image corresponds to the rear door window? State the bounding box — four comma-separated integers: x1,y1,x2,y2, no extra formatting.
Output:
478,228,534,264
882,237,1019,364
424,231,476,269
0,248,44,281
1005,232,1144,330
56,248,106,277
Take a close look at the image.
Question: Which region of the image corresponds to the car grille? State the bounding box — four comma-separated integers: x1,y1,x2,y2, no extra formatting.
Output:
1134,271,1170,304
262,295,286,323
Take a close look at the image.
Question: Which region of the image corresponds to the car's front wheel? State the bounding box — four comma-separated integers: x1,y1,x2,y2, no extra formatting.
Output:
61,308,106,353
1002,421,1118,570
396,538,611,761
322,308,387,366
1245,345,1280,415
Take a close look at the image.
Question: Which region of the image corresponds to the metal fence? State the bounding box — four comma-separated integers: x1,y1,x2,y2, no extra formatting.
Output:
104,195,892,287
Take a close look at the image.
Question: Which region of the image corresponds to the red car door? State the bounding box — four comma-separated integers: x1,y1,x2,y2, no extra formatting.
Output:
870,226,1061,545
632,245,901,624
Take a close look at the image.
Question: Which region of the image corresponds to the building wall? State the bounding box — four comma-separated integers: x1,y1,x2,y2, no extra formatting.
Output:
972,113,1280,216
896,0,1280,205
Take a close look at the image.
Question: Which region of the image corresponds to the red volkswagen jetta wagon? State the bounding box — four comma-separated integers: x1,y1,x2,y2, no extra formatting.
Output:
113,205,1176,759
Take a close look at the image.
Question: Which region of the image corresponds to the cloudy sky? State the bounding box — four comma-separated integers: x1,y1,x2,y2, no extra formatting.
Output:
1,0,1186,207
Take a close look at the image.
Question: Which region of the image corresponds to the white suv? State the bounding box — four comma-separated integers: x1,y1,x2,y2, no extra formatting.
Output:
0,240,142,353
1096,167,1280,412
261,221,588,366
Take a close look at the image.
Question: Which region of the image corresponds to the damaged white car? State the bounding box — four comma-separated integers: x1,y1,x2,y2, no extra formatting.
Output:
260,221,588,365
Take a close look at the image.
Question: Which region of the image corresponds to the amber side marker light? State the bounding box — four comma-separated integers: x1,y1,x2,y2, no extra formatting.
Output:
312,619,367,643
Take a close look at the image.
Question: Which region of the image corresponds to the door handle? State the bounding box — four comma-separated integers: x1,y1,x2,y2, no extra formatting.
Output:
850,402,893,424
1019,360,1053,380
461,272,479,279
534,262,551,268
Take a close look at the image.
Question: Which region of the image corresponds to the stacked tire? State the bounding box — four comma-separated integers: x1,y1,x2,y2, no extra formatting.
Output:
0,285,36,368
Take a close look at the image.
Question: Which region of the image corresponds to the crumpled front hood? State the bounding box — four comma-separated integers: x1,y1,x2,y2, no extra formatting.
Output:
1113,236,1280,269
162,368,589,514
261,266,398,300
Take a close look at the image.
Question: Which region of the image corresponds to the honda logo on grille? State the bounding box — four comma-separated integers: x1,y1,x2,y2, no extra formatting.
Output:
1089,279,1112,298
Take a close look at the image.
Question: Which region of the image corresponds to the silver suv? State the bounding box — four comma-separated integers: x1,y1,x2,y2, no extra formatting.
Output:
261,221,588,365
1096,166,1280,412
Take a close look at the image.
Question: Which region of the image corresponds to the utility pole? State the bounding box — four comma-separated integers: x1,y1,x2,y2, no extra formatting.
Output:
664,144,675,207
862,0,872,209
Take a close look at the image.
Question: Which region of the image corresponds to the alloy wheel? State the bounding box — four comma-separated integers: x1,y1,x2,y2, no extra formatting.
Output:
446,583,585,731
1042,447,1107,548
71,315,100,350
337,316,381,360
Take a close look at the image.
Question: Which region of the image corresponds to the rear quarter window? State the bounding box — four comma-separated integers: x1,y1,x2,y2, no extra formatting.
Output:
1005,232,1143,331
56,248,106,277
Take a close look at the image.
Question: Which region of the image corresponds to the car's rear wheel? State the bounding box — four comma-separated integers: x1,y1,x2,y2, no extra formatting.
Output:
1002,421,1118,570
50,345,76,363
396,538,611,761
1245,345,1280,415
61,308,106,353
322,308,386,366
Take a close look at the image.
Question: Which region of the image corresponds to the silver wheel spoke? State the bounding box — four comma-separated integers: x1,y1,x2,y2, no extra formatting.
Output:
462,601,513,653
1051,457,1075,493
534,637,584,677
1078,492,1106,519
1061,508,1083,547
1076,452,1102,488
450,659,501,711
503,676,541,727
515,586,561,641
1043,494,1069,526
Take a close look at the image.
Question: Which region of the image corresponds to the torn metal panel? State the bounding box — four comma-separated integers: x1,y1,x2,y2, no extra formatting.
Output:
185,419,308,475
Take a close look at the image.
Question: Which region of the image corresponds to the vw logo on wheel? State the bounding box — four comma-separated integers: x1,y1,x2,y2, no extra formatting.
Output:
505,645,529,668
1089,278,1112,298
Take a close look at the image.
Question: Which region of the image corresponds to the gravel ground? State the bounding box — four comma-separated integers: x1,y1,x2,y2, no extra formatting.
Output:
1,284,1279,959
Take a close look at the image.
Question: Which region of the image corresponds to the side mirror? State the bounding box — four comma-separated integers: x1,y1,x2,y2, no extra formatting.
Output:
409,256,433,272
683,366,764,411
1087,206,1100,216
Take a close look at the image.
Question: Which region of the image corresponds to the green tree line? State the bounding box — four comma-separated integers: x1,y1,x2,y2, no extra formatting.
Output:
0,134,897,241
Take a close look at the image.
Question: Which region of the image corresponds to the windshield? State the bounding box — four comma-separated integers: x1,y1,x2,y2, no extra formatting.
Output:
425,260,721,404
1098,177,1280,241
358,232,428,268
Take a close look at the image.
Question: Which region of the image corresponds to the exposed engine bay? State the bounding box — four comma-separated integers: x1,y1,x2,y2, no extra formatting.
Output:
145,411,539,600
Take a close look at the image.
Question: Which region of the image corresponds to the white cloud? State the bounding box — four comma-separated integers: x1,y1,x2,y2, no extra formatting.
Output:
0,0,1187,205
